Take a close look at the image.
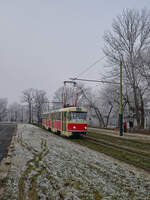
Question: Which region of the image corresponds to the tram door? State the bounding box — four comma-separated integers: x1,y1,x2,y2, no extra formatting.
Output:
52,113,54,129
62,112,66,131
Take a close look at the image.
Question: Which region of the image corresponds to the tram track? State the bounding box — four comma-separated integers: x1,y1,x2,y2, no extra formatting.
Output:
81,136,150,172
85,136,150,159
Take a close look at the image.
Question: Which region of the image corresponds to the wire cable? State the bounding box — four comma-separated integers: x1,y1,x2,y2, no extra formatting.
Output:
74,55,106,79
70,78,120,85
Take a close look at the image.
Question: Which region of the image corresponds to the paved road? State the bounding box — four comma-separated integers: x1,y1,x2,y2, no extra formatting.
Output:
0,123,16,163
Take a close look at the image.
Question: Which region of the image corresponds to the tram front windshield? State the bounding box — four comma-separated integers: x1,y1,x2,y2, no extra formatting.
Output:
69,112,87,122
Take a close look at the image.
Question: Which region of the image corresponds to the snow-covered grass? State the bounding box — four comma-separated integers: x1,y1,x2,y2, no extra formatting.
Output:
2,124,150,200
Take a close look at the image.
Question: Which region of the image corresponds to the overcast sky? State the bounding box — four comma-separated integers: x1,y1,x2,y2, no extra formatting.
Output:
0,0,150,104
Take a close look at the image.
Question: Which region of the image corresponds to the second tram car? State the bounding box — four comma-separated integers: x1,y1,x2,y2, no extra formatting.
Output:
42,107,87,137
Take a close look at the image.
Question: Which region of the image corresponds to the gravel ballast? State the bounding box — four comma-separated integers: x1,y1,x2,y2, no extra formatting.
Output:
1,124,150,200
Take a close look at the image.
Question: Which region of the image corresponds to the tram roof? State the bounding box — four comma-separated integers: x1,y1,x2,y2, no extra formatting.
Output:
42,107,87,115
59,107,87,112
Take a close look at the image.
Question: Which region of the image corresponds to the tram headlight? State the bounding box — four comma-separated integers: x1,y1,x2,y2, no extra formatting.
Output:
85,126,87,130
73,126,76,129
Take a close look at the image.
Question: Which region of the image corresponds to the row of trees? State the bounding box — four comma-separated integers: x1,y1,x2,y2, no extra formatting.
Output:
103,8,150,128
0,88,49,124
22,88,48,124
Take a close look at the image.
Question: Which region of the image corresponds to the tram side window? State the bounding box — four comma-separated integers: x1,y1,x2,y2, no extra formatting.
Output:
58,112,61,120
56,112,58,120
42,114,46,122
55,112,59,120
58,112,60,120
62,112,66,121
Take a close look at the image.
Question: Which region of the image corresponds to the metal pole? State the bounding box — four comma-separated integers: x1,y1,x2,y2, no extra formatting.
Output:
119,61,123,136
21,106,24,123
48,102,49,112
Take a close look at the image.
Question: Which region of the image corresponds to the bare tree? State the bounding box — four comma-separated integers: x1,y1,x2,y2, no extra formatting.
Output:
140,48,150,86
34,89,48,124
103,8,150,128
0,98,7,122
77,85,106,127
22,88,35,123
52,87,63,109
7,102,23,122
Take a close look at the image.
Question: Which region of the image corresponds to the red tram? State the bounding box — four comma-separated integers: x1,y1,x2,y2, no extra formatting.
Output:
42,107,87,137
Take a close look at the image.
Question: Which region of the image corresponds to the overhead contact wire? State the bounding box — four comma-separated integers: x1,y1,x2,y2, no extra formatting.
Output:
75,55,106,79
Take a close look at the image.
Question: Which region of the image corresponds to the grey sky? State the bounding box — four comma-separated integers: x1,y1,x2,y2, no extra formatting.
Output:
0,0,150,103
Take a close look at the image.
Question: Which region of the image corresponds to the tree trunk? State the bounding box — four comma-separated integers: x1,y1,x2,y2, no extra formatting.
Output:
93,106,105,128
106,105,113,127
133,86,140,128
139,91,145,129
29,103,32,124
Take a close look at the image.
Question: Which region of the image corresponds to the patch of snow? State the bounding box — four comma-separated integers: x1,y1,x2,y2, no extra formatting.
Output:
3,124,150,200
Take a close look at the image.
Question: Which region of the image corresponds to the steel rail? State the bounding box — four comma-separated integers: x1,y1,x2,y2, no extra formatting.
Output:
85,136,150,172
88,128,150,147
86,136,150,159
